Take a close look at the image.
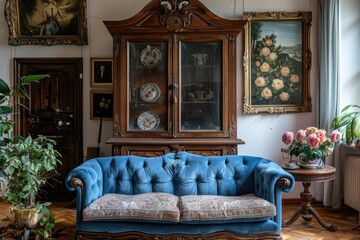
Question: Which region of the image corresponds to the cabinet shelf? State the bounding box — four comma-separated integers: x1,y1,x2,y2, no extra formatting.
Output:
182,65,220,69
129,102,163,107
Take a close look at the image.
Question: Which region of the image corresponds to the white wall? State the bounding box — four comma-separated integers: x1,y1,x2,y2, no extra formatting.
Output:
340,0,360,108
0,0,317,199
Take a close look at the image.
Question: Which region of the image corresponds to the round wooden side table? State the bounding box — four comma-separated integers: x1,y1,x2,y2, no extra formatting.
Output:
282,165,337,232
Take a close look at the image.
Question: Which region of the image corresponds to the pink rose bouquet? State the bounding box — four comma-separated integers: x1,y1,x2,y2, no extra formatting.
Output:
281,127,341,161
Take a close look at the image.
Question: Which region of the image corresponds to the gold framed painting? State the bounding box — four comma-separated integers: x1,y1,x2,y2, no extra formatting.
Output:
5,0,88,46
243,12,312,114
90,90,113,120
90,58,113,87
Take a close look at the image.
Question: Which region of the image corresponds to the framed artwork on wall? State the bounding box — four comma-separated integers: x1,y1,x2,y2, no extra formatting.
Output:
91,58,113,87
90,90,113,120
4,0,88,46
242,12,312,114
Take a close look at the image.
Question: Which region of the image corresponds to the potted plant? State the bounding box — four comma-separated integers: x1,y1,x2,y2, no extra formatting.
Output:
331,104,360,145
0,135,61,238
0,75,61,239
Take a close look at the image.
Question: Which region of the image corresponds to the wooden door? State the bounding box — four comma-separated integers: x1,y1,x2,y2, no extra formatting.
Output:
14,58,83,201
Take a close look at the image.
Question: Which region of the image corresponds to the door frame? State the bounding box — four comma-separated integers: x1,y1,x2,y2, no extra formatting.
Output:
13,58,83,200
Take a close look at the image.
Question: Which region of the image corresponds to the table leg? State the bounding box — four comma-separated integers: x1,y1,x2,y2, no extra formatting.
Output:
283,182,337,232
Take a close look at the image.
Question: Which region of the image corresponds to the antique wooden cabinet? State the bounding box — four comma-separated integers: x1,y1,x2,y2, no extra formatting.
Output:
105,0,246,156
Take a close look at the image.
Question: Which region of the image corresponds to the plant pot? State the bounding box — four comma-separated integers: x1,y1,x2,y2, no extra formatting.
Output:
298,154,323,169
14,207,42,229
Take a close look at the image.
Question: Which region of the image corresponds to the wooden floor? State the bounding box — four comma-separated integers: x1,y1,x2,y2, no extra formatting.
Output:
0,201,359,239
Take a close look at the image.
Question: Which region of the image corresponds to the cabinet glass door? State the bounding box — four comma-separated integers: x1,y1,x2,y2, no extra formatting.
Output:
180,41,222,131
127,41,169,132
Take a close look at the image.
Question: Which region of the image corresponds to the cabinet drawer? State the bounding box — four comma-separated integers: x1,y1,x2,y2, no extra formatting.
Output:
180,146,228,156
115,145,170,157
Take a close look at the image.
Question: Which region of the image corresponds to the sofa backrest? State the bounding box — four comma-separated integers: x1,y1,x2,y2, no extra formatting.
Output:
95,152,266,196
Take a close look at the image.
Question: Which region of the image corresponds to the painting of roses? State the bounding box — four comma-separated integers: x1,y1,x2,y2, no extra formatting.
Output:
243,12,312,114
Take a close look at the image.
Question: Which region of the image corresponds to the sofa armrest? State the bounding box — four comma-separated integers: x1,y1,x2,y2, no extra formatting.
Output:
65,159,104,210
254,159,295,202
253,159,295,231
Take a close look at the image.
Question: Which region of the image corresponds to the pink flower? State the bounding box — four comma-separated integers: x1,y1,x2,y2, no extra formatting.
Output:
305,127,317,136
314,130,326,144
295,130,305,142
307,133,320,148
282,132,294,145
330,130,341,142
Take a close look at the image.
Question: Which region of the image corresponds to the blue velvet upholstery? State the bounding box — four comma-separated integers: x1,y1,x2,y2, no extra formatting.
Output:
66,152,295,237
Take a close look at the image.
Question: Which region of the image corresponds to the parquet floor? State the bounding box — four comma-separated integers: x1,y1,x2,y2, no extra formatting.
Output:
0,201,359,239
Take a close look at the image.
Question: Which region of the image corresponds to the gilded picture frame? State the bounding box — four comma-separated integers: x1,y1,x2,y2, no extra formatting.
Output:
5,0,88,46
90,58,113,87
243,12,312,114
90,90,113,120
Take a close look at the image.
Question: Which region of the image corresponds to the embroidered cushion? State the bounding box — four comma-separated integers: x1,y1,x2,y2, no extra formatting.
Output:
83,192,180,223
179,194,276,224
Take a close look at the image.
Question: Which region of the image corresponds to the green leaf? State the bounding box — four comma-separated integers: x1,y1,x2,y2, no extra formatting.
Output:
17,192,26,198
21,155,29,165
7,166,14,175
0,169,7,178
21,74,49,84
0,79,10,96
0,106,13,115
39,216,47,226
346,124,353,144
14,135,26,142
36,203,42,211
25,135,33,145
22,184,31,192
352,113,360,138
0,95,7,103
341,104,360,113
46,222,55,230
43,202,52,207
43,230,50,238
331,112,354,129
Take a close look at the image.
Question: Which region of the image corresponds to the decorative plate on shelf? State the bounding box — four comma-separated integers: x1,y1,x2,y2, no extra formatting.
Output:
137,111,160,130
140,45,162,67
140,83,161,102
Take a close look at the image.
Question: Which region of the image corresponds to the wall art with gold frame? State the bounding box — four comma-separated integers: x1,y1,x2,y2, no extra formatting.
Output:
242,12,312,114
90,58,113,87
5,0,88,46
90,90,113,120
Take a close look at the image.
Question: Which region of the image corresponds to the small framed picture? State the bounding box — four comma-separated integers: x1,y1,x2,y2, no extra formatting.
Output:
90,90,113,120
91,58,113,87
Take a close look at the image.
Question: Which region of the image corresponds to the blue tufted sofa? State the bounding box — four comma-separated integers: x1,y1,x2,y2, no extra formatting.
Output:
66,152,294,240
